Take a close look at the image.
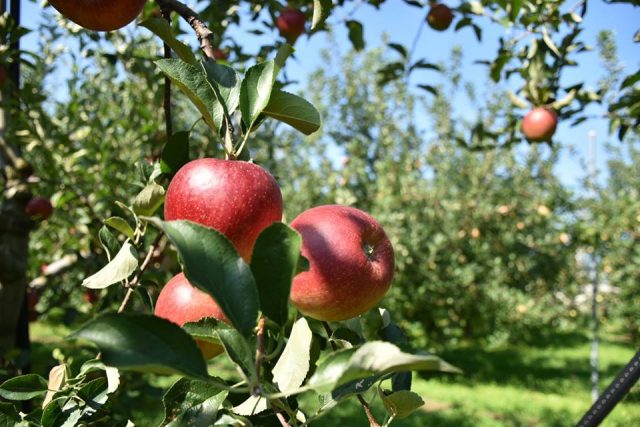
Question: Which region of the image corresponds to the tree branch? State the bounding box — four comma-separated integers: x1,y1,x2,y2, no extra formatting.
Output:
160,5,174,140
155,0,217,61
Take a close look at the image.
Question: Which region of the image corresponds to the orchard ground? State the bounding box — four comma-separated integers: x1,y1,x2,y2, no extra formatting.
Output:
30,319,640,426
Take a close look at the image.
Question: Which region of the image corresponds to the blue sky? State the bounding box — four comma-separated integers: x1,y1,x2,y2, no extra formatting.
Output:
18,1,640,189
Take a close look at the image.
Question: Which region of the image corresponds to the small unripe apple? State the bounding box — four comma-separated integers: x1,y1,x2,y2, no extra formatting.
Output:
25,197,54,220
48,0,147,32
427,3,454,31
276,8,306,44
164,158,283,261
154,273,228,359
290,205,395,321
213,48,228,61
522,107,558,142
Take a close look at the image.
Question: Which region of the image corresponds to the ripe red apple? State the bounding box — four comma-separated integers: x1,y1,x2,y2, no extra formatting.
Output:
522,107,558,142
83,289,99,304
276,8,306,44
290,205,395,321
25,197,54,220
213,48,228,61
48,0,147,32
164,158,283,261
427,3,454,31
154,273,228,359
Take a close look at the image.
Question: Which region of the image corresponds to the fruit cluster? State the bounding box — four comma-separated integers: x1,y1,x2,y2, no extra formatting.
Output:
154,158,395,357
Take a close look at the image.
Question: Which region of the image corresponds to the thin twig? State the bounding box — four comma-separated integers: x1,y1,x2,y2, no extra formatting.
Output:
254,316,267,383
357,395,381,427
117,234,163,313
155,0,217,61
161,6,174,139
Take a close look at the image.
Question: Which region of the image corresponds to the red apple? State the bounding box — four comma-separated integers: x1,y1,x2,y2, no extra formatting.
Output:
0,67,6,86
83,289,99,304
427,3,454,31
290,205,395,321
48,0,147,32
522,107,558,142
276,8,306,44
164,158,283,261
213,48,228,61
25,197,54,220
154,273,228,359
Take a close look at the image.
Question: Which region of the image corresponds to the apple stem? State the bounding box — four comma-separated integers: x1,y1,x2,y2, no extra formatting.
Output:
155,0,218,61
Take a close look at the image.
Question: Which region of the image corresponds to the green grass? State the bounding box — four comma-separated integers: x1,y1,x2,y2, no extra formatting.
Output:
26,321,640,426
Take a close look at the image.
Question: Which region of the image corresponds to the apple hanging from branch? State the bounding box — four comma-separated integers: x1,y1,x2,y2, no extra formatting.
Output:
276,8,306,44
426,3,454,31
290,205,395,321
522,107,558,142
154,273,228,359
164,158,283,261
48,0,147,32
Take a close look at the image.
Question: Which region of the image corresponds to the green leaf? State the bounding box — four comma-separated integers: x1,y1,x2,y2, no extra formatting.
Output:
331,376,380,400
312,0,333,30
150,219,259,337
156,59,220,132
388,43,408,59
217,328,255,380
250,223,302,325
183,318,225,344
161,131,191,174
542,28,562,58
82,241,138,289
133,182,166,216
163,378,228,427
41,397,82,427
240,61,276,129
308,342,459,393
69,313,208,379
201,61,242,126
0,402,22,425
104,216,135,241
379,389,425,419
262,90,322,136
140,18,196,65
0,374,48,401
417,84,438,96
272,318,313,395
98,225,119,261
77,378,109,416
346,20,365,51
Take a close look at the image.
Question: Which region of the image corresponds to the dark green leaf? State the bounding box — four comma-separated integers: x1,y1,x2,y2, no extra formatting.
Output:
81,242,138,289
251,223,302,324
0,402,22,426
140,18,196,65
41,397,82,427
201,61,242,126
346,20,365,51
331,375,379,401
417,84,438,96
240,61,276,129
150,219,259,337
388,43,408,59
156,59,220,132
0,374,48,401
391,371,412,391
163,378,228,427
69,313,208,379
217,328,255,379
161,131,191,174
262,89,322,136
